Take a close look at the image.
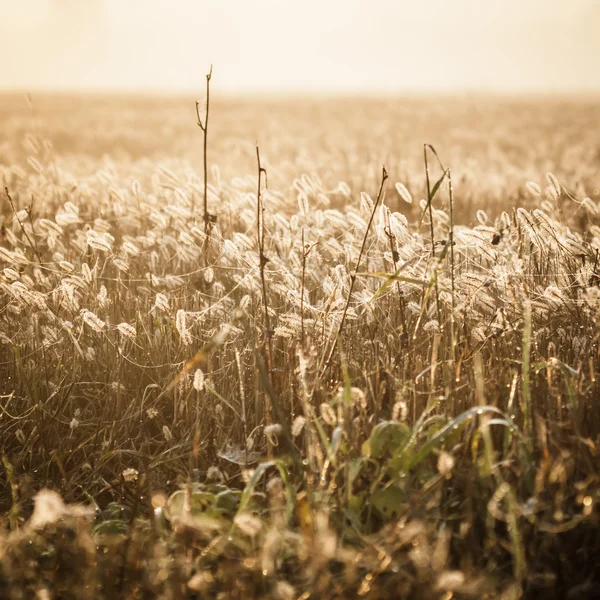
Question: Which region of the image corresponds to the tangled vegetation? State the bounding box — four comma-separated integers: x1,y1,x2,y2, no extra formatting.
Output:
0,91,599,598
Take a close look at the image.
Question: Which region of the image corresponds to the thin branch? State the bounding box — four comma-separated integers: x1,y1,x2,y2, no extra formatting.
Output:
195,64,214,233
256,145,274,436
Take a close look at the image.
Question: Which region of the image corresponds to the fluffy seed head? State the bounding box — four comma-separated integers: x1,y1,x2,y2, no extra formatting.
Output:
395,182,413,204
117,322,137,339
82,310,106,332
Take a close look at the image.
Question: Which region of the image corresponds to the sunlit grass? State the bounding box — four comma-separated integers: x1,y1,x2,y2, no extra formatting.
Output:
0,94,599,598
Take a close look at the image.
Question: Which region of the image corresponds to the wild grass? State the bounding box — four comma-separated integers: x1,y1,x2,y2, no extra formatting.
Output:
0,93,599,598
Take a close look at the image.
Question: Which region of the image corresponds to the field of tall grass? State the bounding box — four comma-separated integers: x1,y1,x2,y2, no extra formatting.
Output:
1,92,599,598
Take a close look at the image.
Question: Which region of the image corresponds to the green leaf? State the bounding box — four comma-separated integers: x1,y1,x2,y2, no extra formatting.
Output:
215,489,241,514
430,170,448,202
236,459,295,524
166,489,216,520
418,169,449,229
409,406,503,468
363,421,410,459
93,519,128,542
365,272,430,304
371,485,407,521
347,491,366,515
387,414,448,475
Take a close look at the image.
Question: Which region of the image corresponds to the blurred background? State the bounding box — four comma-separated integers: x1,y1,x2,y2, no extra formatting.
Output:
1,0,599,94
0,0,599,220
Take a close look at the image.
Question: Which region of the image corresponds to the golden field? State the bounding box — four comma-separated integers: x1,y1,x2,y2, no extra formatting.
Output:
0,93,599,598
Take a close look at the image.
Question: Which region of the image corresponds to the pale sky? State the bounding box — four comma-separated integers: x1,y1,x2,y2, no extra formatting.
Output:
1,0,599,93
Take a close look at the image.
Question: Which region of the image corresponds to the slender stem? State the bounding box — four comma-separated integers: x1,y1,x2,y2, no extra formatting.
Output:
256,146,271,343
5,187,43,263
384,210,408,347
235,350,248,465
301,227,306,348
424,145,435,259
256,145,273,435
27,194,43,261
324,166,388,368
423,146,442,327
522,300,533,449
448,169,457,375
195,65,213,233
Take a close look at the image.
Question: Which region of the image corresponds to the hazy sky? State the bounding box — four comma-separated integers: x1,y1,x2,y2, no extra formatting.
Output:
1,0,599,93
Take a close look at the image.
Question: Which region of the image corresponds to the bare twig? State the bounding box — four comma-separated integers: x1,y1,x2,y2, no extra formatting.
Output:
256,145,271,346
195,64,214,233
256,145,274,435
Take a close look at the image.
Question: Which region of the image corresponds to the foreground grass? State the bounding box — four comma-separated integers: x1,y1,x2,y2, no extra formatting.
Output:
0,95,599,598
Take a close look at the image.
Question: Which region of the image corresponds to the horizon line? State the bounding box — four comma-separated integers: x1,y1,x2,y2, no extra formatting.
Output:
1,85,600,99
